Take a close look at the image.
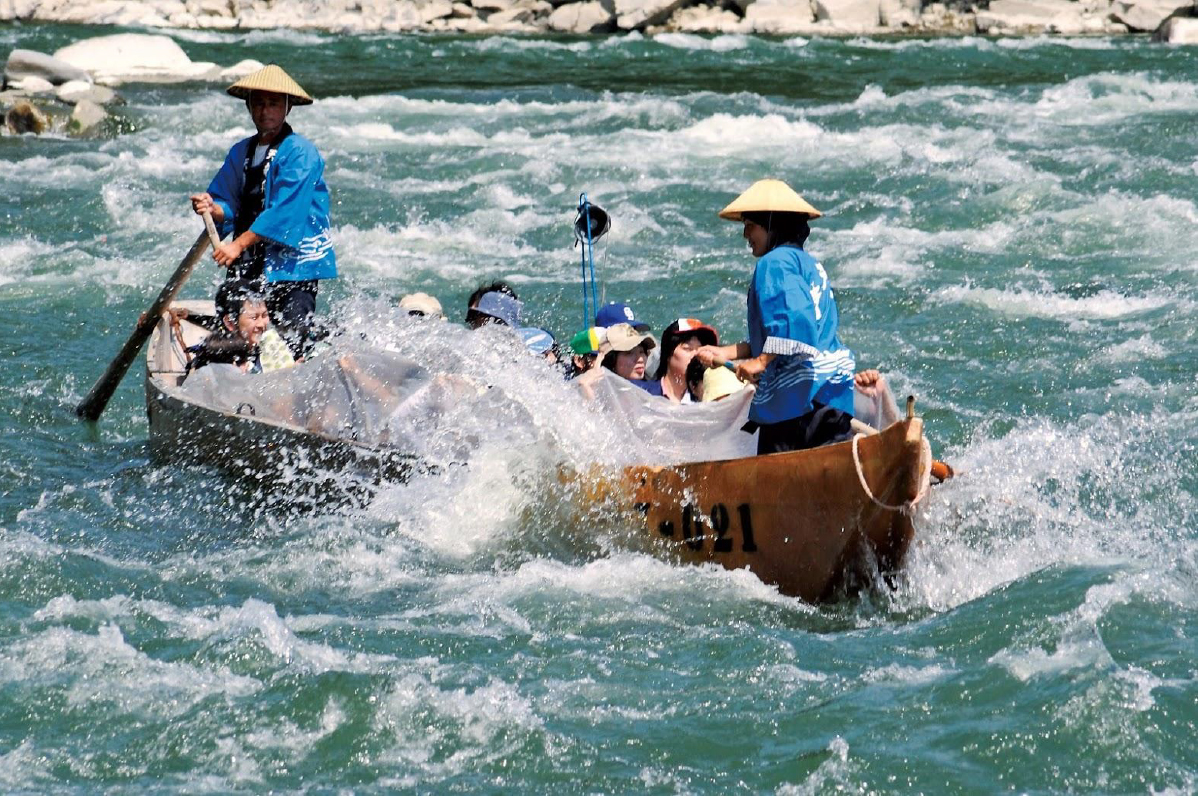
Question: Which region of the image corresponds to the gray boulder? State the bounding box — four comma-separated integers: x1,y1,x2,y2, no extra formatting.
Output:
9,75,54,94
53,34,219,85
664,4,745,30
1152,4,1199,39
813,0,881,29
744,0,818,32
4,49,92,89
69,98,108,135
614,0,688,28
548,0,615,30
56,80,120,105
1111,0,1188,30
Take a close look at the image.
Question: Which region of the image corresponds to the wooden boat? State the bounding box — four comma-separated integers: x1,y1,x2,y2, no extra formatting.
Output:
617,414,928,602
144,300,419,494
145,302,933,601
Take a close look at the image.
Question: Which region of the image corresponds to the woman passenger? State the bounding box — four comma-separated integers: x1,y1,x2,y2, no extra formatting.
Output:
599,323,657,386
650,318,719,404
186,279,270,374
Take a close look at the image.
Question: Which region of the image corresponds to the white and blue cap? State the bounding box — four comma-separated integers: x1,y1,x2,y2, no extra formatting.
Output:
473,291,523,327
594,301,649,331
519,327,555,356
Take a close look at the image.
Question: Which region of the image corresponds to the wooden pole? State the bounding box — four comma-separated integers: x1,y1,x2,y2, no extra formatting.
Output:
75,216,215,421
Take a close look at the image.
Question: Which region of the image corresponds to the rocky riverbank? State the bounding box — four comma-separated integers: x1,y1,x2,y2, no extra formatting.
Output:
1,0,1196,39
1,33,259,136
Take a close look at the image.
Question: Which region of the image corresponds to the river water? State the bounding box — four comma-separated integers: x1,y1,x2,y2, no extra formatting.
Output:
1,24,1196,793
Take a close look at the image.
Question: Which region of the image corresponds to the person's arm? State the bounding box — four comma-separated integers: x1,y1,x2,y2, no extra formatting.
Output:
194,141,245,239
212,230,263,267
694,342,751,369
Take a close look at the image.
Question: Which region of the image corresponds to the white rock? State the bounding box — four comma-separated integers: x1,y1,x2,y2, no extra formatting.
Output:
5,0,40,19
487,4,535,21
614,0,688,28
195,0,233,15
56,79,118,104
69,98,108,135
418,0,454,20
665,3,745,30
974,0,1080,31
1111,0,1183,30
1153,10,1199,39
440,12,491,28
1046,8,1088,31
53,34,219,85
451,1,476,14
10,75,54,93
813,0,880,28
4,48,93,86
879,0,918,26
548,0,615,30
383,0,424,29
744,0,818,33
218,59,264,81
471,0,512,10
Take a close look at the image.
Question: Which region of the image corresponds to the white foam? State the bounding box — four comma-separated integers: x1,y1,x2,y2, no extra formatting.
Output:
990,633,1114,681
0,741,52,792
862,662,954,685
899,408,1197,613
469,35,593,53
374,671,543,783
0,622,261,716
653,32,752,52
930,283,1175,320
781,736,866,795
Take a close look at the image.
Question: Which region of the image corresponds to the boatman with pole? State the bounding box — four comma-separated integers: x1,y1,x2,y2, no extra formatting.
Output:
189,64,337,358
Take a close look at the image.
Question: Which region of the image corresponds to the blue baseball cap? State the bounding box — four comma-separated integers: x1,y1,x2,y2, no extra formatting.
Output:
594,302,649,331
518,327,555,355
472,291,523,327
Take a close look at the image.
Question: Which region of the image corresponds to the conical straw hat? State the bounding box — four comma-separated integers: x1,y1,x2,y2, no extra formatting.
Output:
226,64,313,105
718,179,822,221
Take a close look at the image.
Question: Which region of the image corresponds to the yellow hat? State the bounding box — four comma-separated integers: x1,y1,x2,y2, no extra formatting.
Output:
718,178,822,221
226,64,313,106
702,366,748,402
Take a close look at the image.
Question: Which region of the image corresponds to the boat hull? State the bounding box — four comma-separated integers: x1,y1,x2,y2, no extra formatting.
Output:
620,418,926,602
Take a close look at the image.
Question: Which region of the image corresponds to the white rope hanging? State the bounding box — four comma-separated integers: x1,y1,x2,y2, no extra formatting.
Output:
851,433,932,515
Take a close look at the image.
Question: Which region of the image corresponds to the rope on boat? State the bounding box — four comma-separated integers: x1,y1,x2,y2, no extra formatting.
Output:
851,433,932,515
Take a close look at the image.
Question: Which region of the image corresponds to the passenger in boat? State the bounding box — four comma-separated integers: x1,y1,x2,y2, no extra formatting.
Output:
398,292,445,321
186,278,294,376
594,301,651,332
466,289,523,330
649,318,720,404
519,326,559,364
465,282,519,328
695,179,855,455
599,323,657,386
189,64,336,360
703,365,750,402
685,357,706,401
567,326,606,378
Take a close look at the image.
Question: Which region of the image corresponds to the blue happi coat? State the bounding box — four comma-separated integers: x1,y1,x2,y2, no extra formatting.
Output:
747,244,855,425
207,130,337,283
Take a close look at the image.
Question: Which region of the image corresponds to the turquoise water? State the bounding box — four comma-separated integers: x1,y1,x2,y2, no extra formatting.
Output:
1,25,1196,793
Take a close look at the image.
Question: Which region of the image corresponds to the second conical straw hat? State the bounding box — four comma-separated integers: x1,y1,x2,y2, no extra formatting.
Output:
226,64,313,105
718,179,822,221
